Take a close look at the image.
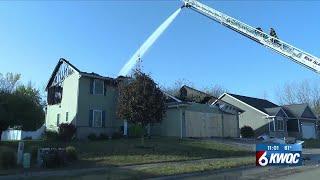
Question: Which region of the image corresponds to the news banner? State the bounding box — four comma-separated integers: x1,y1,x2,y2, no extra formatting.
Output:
256,143,302,166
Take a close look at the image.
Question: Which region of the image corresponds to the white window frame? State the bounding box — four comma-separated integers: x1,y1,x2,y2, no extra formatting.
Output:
93,79,104,95
92,110,103,128
274,117,284,131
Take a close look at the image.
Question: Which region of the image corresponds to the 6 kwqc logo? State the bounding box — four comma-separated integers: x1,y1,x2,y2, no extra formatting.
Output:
256,144,302,166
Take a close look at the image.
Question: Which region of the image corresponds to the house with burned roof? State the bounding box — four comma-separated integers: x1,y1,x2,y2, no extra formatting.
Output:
178,85,217,104
214,93,319,139
151,87,243,138
45,58,122,139
45,59,243,139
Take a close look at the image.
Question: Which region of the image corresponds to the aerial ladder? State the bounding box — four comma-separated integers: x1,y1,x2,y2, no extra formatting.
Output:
181,0,320,73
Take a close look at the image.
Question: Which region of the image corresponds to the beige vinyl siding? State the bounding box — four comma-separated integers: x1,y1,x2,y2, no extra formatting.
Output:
46,72,80,131
163,108,182,137
76,77,121,139
221,95,272,136
152,103,239,138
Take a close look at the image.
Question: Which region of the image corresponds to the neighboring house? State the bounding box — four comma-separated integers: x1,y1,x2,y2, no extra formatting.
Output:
214,93,319,139
152,92,243,138
214,93,288,138
283,104,318,139
45,59,243,139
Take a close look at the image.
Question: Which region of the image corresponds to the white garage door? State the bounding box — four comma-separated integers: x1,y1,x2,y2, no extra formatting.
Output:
301,122,316,139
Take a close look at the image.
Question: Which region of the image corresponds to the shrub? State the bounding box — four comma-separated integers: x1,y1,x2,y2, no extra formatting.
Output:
128,124,145,138
30,146,39,164
23,136,32,140
87,133,97,141
66,146,77,161
58,123,76,142
0,148,16,169
99,133,108,140
112,131,123,139
42,149,66,168
240,126,254,138
43,130,59,141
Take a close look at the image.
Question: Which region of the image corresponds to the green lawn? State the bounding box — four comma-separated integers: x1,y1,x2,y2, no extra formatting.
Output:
1,137,254,178
1,137,253,167
303,139,320,148
44,157,254,180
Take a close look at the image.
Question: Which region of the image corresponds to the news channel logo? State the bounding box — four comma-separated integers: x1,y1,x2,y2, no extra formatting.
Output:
256,143,302,166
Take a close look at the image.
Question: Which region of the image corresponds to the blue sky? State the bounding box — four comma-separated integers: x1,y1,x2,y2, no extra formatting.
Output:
0,0,319,102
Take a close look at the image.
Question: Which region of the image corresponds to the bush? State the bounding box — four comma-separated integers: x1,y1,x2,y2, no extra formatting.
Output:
42,149,66,168
23,136,32,140
0,148,16,169
112,131,123,139
66,146,77,161
87,133,97,141
30,146,39,164
99,133,109,140
58,123,76,142
128,124,145,138
240,126,254,138
43,130,59,141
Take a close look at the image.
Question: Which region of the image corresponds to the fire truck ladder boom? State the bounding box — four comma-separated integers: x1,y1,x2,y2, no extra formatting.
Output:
182,0,320,73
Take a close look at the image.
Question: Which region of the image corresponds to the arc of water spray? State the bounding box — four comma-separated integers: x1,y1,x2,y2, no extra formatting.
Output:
118,8,182,76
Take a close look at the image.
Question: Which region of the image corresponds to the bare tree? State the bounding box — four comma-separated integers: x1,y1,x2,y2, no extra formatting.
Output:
161,79,194,97
0,73,21,93
203,84,227,98
277,80,320,115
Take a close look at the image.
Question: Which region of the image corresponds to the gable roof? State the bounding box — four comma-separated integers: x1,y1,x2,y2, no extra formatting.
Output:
213,99,245,113
282,103,316,119
227,93,279,114
46,58,116,90
181,85,212,97
264,107,282,116
163,91,182,103
179,85,218,104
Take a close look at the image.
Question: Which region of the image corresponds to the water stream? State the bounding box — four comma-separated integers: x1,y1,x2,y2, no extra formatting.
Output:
118,8,182,76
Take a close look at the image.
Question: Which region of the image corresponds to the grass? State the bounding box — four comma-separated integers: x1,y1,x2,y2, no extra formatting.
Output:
303,139,320,148
45,157,254,180
0,137,253,167
137,156,254,176
0,137,254,178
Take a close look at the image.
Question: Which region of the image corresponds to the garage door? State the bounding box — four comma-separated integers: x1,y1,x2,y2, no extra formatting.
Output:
223,114,239,137
184,111,238,138
301,122,316,139
185,111,222,137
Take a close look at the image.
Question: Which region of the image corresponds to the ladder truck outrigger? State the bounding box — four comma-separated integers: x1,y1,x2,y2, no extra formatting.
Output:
181,0,320,73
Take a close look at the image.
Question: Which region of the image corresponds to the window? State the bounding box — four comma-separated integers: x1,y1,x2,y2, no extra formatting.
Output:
93,80,104,95
93,110,102,127
66,112,69,122
275,117,284,131
57,113,60,126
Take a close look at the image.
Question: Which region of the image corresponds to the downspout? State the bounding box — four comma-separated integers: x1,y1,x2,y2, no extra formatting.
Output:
75,74,81,136
237,111,240,137
123,120,128,136
221,110,224,137
180,107,183,139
